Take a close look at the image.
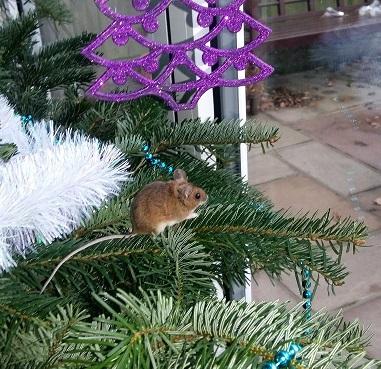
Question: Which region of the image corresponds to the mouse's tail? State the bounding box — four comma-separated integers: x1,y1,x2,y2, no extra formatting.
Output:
40,235,127,294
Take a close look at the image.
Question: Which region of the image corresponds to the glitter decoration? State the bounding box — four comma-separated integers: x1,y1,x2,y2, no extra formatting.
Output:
81,0,274,111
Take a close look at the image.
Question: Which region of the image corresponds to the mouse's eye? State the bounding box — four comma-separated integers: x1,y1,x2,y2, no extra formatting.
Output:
195,192,201,199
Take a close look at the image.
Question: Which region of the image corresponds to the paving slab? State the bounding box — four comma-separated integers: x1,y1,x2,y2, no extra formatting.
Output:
342,297,381,359
288,107,381,171
248,153,296,185
265,106,320,124
277,141,381,196
357,187,381,220
266,69,381,113
251,271,299,305
256,175,381,231
248,113,311,156
271,231,381,312
262,69,381,134
316,84,381,114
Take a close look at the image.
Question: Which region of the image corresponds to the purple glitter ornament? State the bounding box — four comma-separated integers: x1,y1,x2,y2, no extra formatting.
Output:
82,0,274,111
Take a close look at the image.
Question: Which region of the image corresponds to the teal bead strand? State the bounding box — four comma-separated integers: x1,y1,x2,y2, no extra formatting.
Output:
262,343,302,369
301,264,313,320
142,144,174,176
21,114,33,127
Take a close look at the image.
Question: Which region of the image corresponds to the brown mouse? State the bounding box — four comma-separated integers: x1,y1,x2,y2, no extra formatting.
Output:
41,169,207,293
131,168,208,235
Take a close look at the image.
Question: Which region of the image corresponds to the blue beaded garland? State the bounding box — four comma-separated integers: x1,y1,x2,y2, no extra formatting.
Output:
288,343,302,358
275,350,291,367
21,114,33,127
262,362,277,369
301,263,312,322
262,265,312,368
142,144,176,176
262,343,303,369
303,290,312,299
35,234,45,245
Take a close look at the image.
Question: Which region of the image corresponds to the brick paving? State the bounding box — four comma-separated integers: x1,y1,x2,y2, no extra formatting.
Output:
248,71,381,358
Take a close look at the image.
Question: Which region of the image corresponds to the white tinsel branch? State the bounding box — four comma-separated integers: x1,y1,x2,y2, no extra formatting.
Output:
0,96,58,157
0,97,129,271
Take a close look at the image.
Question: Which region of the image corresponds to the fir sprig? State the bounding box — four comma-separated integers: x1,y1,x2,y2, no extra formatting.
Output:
63,290,379,369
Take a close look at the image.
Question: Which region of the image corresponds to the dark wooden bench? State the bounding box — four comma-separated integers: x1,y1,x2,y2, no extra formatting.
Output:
245,0,381,45
244,0,381,114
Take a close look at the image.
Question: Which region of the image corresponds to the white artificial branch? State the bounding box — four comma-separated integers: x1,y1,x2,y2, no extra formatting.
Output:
0,96,129,271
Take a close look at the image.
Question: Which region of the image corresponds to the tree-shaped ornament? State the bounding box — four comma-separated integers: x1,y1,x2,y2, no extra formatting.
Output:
82,0,274,111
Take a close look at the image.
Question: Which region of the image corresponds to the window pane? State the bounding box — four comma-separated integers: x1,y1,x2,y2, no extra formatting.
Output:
345,0,364,5
260,5,279,18
260,0,279,4
285,2,308,15
315,0,339,10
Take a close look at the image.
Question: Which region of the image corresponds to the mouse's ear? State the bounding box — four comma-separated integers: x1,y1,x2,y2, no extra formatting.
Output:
173,169,187,182
177,183,193,199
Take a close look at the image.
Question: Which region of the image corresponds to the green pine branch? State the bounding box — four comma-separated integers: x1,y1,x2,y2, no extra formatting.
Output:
198,233,349,288
0,278,67,325
115,118,279,158
14,228,215,307
0,0,71,24
62,290,379,369
0,143,17,161
0,305,88,369
193,203,366,246
34,0,72,24
0,12,37,63
0,13,94,120
148,118,279,151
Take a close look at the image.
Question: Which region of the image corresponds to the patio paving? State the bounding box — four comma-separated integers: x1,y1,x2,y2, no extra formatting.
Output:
248,69,381,358
278,141,381,196
256,175,381,231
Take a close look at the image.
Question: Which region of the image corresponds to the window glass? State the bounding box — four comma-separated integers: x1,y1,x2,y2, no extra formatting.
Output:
247,0,381,328
260,5,280,18
315,0,339,10
285,2,308,14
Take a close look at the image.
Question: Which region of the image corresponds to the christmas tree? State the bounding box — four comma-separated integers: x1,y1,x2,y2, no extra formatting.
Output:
0,8,379,369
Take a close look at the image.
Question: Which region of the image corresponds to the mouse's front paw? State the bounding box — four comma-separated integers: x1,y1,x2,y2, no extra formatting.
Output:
187,212,198,220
